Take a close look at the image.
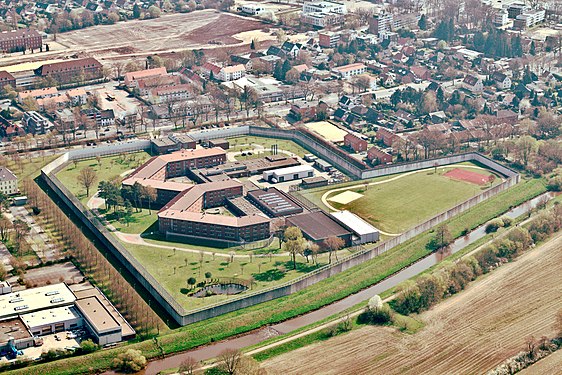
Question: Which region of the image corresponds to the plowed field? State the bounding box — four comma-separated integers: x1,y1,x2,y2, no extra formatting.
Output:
263,233,562,375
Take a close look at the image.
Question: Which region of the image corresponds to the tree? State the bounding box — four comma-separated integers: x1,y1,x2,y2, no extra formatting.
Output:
0,216,12,242
218,349,242,375
187,277,196,289
132,3,141,18
180,357,200,375
534,110,561,139
79,339,99,353
418,14,427,30
285,68,300,84
324,236,344,263
148,5,161,18
430,224,453,251
530,40,536,56
283,226,306,270
142,186,157,214
78,167,98,197
111,349,147,372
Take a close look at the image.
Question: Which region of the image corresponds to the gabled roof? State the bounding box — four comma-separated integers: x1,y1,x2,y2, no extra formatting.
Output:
463,75,480,86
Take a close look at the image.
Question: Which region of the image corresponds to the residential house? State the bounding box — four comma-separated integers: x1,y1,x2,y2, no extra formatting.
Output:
344,133,367,152
65,88,87,105
0,166,17,195
22,111,54,135
281,41,302,59
367,147,392,165
463,75,484,93
18,86,58,103
150,84,191,103
491,71,512,90
376,127,400,147
318,31,340,48
218,65,246,82
0,71,15,90
200,62,222,79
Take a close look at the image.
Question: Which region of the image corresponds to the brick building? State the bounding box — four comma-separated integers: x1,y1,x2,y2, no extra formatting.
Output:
34,58,103,85
0,71,15,90
367,147,392,165
344,133,368,152
0,29,42,53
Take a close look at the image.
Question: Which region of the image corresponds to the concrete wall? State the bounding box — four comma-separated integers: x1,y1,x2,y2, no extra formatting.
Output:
41,133,520,327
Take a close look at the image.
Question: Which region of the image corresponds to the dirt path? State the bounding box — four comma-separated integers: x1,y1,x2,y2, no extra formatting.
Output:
320,164,492,237
262,232,562,375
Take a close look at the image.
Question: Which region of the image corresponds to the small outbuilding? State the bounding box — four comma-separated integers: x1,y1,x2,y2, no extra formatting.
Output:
330,210,379,244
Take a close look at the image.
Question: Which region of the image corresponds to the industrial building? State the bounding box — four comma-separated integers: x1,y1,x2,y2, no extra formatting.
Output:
0,284,135,350
247,188,304,217
263,165,314,183
330,210,379,244
286,211,352,247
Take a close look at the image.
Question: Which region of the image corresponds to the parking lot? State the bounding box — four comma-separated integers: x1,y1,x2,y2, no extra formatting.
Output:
20,331,83,361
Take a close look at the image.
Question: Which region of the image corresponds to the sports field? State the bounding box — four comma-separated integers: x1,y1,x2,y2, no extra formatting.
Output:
304,121,349,143
299,163,500,234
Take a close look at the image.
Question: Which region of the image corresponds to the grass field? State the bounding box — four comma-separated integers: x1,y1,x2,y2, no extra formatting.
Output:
126,242,337,310
3,153,59,187
300,163,500,233
228,136,309,157
8,178,546,375
55,151,151,204
262,232,562,374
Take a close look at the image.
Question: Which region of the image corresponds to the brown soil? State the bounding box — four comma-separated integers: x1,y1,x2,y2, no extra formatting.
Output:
262,233,562,375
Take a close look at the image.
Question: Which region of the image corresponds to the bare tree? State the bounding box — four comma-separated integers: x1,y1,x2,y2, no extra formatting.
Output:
324,236,344,263
78,167,98,197
218,349,242,375
179,357,200,375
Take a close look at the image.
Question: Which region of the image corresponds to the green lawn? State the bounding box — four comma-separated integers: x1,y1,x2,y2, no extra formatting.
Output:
301,164,500,233
55,151,151,204
103,208,159,234
228,136,309,157
126,242,337,310
3,153,59,187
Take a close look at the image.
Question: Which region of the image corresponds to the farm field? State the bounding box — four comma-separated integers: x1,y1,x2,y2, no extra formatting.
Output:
518,349,562,374
262,232,562,375
299,163,500,234
55,151,151,203
56,10,270,56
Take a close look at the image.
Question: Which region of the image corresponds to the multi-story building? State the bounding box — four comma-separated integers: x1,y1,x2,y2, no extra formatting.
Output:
0,29,42,53
344,133,368,153
493,9,509,27
514,9,546,30
318,31,340,48
218,65,246,81
22,111,54,135
240,3,266,15
150,84,191,103
368,12,393,38
301,0,346,27
0,71,15,90
367,147,392,165
507,3,527,19
34,58,103,85
332,63,366,78
123,67,167,87
0,166,17,195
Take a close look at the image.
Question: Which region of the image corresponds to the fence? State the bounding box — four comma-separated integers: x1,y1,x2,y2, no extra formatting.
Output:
41,135,520,326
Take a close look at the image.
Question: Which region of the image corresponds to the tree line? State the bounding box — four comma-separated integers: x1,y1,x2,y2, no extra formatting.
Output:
22,179,165,336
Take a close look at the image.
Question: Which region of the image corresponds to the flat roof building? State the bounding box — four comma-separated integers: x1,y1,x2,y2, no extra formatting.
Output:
0,283,76,321
330,210,379,244
20,305,82,337
286,211,352,247
262,165,314,183
247,188,304,217
75,296,122,346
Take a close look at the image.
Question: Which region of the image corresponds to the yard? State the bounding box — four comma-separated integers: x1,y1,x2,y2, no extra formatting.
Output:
55,151,151,204
228,136,309,157
125,242,337,310
299,163,500,234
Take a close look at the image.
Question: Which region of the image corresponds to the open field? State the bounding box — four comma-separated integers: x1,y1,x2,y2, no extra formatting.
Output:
300,163,499,234
56,10,270,56
55,151,151,203
304,121,349,143
3,153,59,186
228,136,309,156
262,232,562,375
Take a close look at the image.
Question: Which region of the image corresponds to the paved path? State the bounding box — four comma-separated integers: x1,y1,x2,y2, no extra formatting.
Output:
320,164,492,236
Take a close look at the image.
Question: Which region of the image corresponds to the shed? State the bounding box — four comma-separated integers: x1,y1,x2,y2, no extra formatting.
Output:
330,210,379,244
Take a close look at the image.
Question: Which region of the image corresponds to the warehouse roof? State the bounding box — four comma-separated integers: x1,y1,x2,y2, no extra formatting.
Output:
0,283,75,320
21,305,81,330
330,210,379,236
286,211,351,241
268,164,314,176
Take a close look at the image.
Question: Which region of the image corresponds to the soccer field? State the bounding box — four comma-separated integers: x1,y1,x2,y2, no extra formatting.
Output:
300,164,499,234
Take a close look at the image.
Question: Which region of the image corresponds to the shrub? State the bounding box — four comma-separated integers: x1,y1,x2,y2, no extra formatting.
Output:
485,218,504,233
79,339,99,354
357,305,393,325
111,349,147,373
